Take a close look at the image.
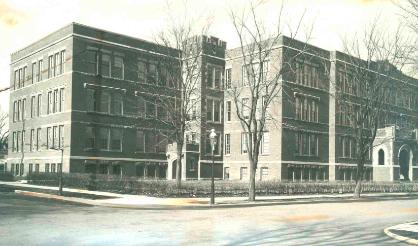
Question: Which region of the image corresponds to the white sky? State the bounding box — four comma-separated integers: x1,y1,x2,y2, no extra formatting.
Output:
0,0,405,113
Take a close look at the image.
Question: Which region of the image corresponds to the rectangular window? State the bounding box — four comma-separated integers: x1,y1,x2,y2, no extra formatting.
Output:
47,91,52,114
241,132,248,154
99,128,110,150
59,88,64,112
31,62,36,84
206,99,213,121
54,53,59,77
225,133,231,155
136,130,145,152
13,101,17,122
112,93,123,115
58,125,64,149
145,131,156,153
260,132,270,155
14,70,18,89
45,163,50,173
207,65,214,88
30,129,35,152
137,60,147,82
21,130,25,153
53,89,58,113
260,167,268,181
20,163,24,176
224,167,230,180
101,53,111,77
100,91,111,113
37,59,43,81
86,88,96,111
22,66,27,87
21,99,26,120
225,68,231,89
214,68,221,89
242,98,249,119
35,164,39,173
51,163,56,173
226,101,231,122
48,55,53,78
85,126,95,149
47,127,52,149
112,56,124,79
37,94,42,116
111,128,122,151
148,63,157,84
12,132,16,152
240,167,248,180
30,96,35,118
214,100,220,122
86,50,98,74
29,163,33,174
60,50,65,74
36,128,41,151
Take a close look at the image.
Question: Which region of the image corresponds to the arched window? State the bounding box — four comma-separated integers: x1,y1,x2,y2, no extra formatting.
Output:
378,149,385,165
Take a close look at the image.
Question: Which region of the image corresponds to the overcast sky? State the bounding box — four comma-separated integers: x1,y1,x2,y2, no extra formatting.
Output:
0,0,406,112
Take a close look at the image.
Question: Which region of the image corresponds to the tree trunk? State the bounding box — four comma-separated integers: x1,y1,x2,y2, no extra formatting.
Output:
248,160,256,201
176,142,183,188
354,179,362,198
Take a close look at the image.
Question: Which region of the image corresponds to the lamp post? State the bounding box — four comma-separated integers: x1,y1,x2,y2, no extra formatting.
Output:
50,144,64,196
209,129,217,205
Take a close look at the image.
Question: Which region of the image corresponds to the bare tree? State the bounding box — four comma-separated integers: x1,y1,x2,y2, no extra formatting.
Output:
228,1,312,201
145,2,210,187
0,113,8,152
338,18,414,198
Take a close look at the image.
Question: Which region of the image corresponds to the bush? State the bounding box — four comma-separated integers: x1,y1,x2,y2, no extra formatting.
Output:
0,172,14,181
26,173,418,197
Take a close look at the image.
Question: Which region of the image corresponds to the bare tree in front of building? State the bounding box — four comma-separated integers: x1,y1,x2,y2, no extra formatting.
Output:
397,0,418,74
228,1,312,201
146,2,210,188
338,18,414,198
0,112,8,152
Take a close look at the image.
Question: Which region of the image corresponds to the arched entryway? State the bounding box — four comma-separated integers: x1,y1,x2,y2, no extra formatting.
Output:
399,146,410,181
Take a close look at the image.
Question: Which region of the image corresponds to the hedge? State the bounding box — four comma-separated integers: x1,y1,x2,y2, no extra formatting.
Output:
25,173,418,198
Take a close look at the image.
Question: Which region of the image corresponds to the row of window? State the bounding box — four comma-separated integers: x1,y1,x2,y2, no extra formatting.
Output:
13,50,65,90
339,136,371,160
11,125,64,153
230,166,269,181
10,163,61,176
295,62,320,88
12,88,65,122
85,126,123,151
295,95,319,122
136,130,168,153
85,49,124,79
295,132,319,156
239,132,270,155
86,88,123,115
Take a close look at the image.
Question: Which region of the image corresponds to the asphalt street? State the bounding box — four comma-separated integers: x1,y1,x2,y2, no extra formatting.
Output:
0,187,417,246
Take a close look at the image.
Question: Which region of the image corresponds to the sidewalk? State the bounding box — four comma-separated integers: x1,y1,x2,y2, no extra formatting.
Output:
384,221,418,245
2,181,418,209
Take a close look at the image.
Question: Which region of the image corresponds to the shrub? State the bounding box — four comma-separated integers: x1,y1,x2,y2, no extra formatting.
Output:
0,172,14,181
26,172,418,197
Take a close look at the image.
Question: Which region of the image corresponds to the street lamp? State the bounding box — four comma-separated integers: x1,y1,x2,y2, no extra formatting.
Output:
209,129,217,205
50,142,64,196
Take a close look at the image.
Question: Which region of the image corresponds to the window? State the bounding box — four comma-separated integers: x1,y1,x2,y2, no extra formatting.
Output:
214,101,220,122
48,55,53,78
296,132,318,156
37,59,43,81
137,60,147,82
241,132,248,154
136,130,145,152
225,68,231,89
20,163,24,176
260,167,268,181
226,101,231,122
240,167,248,180
86,49,98,74
53,89,58,113
29,164,33,174
31,62,36,84
214,68,221,89
111,128,122,151
148,63,157,84
112,93,123,115
224,167,230,180
22,66,27,87
37,94,42,116
47,127,52,149
36,128,41,151
99,128,110,150
137,96,145,117
58,125,64,149
224,134,231,155
100,91,111,113
86,88,96,111
47,91,53,114
101,53,111,77
51,163,56,173
59,88,64,112
112,56,124,79
206,99,213,121
45,163,50,173
30,96,35,118
13,101,17,122
54,53,59,76
378,149,385,165
30,129,35,152
12,132,16,152
21,99,26,120
207,65,214,88
59,50,65,74
85,126,95,149
145,131,156,153
21,130,25,153
260,132,270,155
242,98,249,119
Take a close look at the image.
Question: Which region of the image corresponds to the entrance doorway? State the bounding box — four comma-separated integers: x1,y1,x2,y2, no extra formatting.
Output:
399,149,410,181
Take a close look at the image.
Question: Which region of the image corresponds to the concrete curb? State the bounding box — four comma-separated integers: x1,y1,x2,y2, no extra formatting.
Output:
384,222,418,245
